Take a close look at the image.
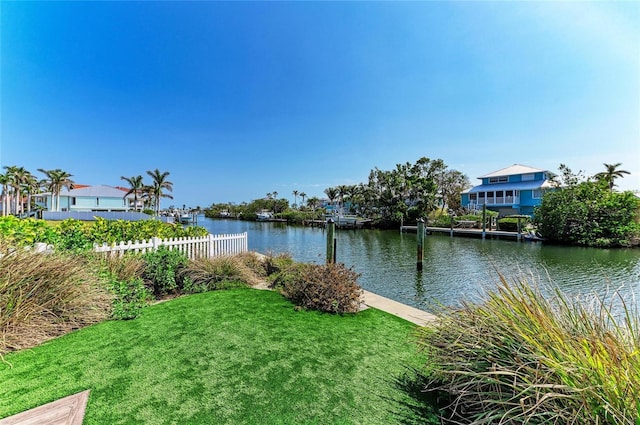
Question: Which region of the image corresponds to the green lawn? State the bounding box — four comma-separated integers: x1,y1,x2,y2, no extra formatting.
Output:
0,288,438,424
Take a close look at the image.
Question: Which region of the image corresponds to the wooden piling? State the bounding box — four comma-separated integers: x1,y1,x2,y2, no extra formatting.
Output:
326,218,335,264
417,218,424,271
482,204,487,240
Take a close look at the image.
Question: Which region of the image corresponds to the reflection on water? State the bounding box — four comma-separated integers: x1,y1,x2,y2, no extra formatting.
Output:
198,217,640,313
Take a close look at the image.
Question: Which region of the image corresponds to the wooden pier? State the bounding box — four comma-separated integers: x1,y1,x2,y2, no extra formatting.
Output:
401,225,524,241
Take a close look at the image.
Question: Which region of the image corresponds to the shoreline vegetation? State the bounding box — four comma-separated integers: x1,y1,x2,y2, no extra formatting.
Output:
1,217,639,422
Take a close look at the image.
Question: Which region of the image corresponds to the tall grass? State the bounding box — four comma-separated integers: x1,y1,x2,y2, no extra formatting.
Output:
0,251,111,354
181,254,265,292
418,275,640,424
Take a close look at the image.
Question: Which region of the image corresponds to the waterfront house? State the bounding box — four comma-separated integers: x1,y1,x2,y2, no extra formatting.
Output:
37,185,136,212
461,164,554,216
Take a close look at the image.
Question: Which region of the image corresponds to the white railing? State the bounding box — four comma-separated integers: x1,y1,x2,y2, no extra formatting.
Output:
93,232,248,259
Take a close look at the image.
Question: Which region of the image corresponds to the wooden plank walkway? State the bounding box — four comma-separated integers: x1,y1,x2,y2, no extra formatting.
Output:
0,390,90,425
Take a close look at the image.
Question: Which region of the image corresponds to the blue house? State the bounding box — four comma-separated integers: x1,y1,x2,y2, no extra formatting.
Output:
461,164,553,216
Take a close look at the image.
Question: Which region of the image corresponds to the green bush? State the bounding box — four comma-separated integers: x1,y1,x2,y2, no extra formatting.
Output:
107,278,152,320
417,276,640,424
497,217,529,232
534,181,640,247
273,262,363,314
142,248,189,297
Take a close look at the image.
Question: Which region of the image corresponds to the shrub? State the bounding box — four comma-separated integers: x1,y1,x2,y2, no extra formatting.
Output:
142,248,189,297
417,276,640,424
497,217,529,232
274,262,363,314
107,278,152,320
0,251,111,354
181,256,261,293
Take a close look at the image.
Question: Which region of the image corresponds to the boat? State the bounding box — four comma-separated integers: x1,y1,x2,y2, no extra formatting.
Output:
325,213,359,228
179,213,194,224
219,210,230,218
523,230,545,242
256,210,274,221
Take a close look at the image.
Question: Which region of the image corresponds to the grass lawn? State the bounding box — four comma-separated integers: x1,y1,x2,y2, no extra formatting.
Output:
0,288,439,424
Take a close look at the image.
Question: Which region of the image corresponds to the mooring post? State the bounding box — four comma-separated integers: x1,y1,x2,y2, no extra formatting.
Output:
326,218,336,264
449,214,454,237
517,217,522,242
417,218,425,271
482,204,487,240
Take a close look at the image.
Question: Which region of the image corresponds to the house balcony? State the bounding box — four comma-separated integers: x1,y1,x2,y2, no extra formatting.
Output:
468,196,520,206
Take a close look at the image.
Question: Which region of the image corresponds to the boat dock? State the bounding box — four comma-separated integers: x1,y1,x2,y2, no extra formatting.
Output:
401,225,525,241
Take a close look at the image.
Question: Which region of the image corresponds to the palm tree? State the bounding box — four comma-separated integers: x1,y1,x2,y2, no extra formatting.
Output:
0,173,9,217
324,187,338,207
299,192,307,209
38,168,74,212
120,175,144,211
272,191,278,213
595,163,631,191
22,173,40,216
292,190,299,209
3,166,28,214
146,169,173,215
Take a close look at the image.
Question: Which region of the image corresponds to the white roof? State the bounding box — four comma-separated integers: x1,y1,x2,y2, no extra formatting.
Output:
59,185,134,198
479,164,546,179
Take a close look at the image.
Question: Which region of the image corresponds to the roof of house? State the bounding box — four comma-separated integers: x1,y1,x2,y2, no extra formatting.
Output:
58,185,135,198
464,180,555,194
478,164,547,179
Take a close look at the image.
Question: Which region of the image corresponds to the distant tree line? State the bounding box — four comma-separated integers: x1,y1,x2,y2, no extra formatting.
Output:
206,157,470,227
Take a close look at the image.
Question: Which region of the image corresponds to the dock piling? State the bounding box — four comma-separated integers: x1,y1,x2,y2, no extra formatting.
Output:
417,218,425,271
326,219,336,264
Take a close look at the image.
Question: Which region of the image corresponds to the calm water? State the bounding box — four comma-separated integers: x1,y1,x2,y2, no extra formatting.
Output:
197,216,640,313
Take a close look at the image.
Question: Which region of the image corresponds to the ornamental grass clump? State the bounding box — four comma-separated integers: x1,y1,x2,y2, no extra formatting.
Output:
273,262,363,314
417,275,640,424
181,254,263,293
0,251,111,354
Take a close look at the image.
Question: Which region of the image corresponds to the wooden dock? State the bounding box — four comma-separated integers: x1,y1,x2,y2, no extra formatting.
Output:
401,225,524,241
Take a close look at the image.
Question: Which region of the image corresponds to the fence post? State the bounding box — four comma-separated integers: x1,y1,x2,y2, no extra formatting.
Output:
152,237,161,252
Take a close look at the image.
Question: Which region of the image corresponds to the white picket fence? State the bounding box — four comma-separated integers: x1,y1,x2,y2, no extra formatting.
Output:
93,232,248,259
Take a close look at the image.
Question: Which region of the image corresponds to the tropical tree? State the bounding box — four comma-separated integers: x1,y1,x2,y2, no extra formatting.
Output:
272,191,279,213
437,169,471,212
0,173,10,216
324,187,338,207
3,166,29,214
120,175,145,211
595,163,630,191
22,173,40,216
299,192,307,208
292,190,299,209
146,169,173,215
38,168,74,212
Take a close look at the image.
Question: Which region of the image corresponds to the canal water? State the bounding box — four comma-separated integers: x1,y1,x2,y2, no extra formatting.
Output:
197,216,640,313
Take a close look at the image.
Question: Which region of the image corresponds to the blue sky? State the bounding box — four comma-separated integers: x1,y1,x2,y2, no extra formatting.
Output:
2,1,638,208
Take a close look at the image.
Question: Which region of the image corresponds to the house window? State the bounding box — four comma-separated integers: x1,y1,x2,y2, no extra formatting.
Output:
469,193,477,202
488,176,508,184
71,197,76,206
532,190,542,199
522,173,535,181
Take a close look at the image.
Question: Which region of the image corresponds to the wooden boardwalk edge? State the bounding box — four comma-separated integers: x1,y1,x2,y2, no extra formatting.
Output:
0,390,90,425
